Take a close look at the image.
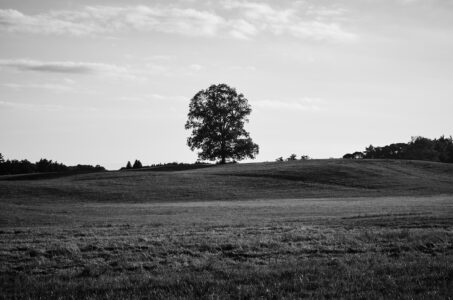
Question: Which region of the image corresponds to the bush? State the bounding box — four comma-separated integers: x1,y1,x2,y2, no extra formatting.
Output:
287,154,297,161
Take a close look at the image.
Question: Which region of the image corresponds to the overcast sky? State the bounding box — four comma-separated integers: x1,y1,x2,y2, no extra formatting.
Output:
1,0,452,169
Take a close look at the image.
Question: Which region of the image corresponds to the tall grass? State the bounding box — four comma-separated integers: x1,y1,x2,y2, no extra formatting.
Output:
1,196,452,299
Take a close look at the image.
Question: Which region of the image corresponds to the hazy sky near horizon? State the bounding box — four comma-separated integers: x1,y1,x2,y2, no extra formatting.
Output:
1,0,452,169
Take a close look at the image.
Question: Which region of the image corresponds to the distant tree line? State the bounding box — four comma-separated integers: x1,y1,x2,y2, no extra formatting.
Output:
148,161,209,168
0,153,105,175
121,160,211,171
343,135,453,163
276,154,310,162
122,160,143,170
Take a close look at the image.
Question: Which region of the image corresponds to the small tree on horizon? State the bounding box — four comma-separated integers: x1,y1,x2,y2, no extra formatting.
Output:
287,154,297,161
185,83,259,164
126,161,132,169
133,160,142,169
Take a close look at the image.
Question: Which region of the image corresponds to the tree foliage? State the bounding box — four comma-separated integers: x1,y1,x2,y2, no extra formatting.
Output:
133,160,142,169
343,135,453,163
287,154,297,161
0,154,105,175
343,152,364,159
185,84,259,164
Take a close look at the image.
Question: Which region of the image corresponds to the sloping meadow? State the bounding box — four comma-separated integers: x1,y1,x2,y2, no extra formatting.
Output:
1,159,453,204
0,159,452,298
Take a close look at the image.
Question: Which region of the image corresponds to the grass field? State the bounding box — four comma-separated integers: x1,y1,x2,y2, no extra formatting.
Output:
0,159,452,299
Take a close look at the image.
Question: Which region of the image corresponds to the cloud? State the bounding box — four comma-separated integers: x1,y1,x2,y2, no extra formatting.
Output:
1,60,93,74
224,2,292,22
228,19,258,39
188,64,203,71
228,65,256,71
0,4,356,42
0,100,64,111
0,59,138,79
150,93,187,101
254,98,323,111
0,58,210,81
2,82,74,92
144,55,174,62
0,6,224,37
117,93,187,104
0,100,100,112
223,1,357,41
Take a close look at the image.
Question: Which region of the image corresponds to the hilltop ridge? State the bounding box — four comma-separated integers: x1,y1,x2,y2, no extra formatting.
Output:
1,159,452,203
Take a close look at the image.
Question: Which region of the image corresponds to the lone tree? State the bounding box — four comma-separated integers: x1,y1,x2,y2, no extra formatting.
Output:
185,84,259,164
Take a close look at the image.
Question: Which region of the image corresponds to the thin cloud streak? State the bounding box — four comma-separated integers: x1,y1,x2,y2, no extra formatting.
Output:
0,59,142,80
0,58,216,80
1,59,103,74
0,100,100,112
118,94,187,103
0,100,64,111
254,98,323,111
2,82,74,92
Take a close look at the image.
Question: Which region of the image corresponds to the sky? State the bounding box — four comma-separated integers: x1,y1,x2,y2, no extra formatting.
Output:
0,0,452,170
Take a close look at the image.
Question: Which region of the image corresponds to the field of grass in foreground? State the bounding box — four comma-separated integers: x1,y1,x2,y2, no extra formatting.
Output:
1,196,452,299
0,159,452,299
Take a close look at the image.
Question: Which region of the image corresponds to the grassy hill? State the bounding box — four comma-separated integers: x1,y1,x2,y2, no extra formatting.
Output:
1,159,452,299
1,159,452,203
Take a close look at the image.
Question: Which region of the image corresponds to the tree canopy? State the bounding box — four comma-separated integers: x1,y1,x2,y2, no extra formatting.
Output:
185,84,259,164
133,160,143,169
0,154,105,175
343,135,453,163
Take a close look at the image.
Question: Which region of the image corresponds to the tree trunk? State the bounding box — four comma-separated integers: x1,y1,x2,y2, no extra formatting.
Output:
220,135,226,164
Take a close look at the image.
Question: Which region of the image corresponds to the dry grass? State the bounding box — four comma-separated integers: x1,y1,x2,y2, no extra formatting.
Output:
1,159,453,205
1,160,452,299
1,196,452,299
